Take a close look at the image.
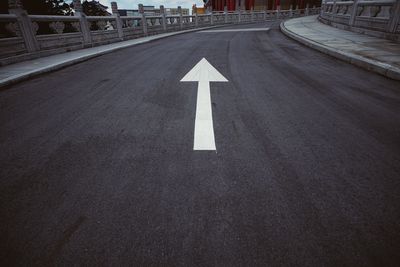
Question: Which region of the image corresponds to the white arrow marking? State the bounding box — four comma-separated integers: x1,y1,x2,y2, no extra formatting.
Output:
181,58,228,151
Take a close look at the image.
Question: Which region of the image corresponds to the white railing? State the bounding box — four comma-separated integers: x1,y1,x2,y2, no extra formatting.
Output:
0,0,320,66
320,0,400,34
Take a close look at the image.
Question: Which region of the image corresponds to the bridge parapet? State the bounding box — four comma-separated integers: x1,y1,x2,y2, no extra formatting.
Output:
320,0,400,42
0,0,320,66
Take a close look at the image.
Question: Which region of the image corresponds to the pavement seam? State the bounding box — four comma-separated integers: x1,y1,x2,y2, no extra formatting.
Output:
280,18,400,81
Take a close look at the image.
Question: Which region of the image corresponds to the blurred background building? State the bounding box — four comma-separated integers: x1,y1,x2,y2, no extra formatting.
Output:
203,0,321,12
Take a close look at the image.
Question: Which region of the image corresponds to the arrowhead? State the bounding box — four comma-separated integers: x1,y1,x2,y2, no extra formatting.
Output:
181,58,228,82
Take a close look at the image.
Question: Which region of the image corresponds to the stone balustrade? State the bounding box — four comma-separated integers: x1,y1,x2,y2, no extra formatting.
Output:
0,0,320,66
320,0,400,41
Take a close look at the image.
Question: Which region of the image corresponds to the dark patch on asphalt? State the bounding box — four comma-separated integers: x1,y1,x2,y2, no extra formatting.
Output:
46,216,87,264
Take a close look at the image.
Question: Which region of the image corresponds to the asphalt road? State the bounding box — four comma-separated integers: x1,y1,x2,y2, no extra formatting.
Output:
1,21,400,266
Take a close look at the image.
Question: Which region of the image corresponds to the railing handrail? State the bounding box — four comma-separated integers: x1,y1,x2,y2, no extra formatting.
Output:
326,0,395,5
358,1,395,6
0,14,17,19
29,15,79,21
120,16,142,19
86,16,116,20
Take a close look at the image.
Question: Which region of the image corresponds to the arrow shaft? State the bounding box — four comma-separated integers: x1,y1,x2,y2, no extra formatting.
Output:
194,81,216,150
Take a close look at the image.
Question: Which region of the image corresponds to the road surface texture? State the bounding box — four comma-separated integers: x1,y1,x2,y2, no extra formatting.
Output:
1,21,400,266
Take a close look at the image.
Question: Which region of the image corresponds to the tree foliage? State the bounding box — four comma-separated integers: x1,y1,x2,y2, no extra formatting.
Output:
0,0,109,16
81,1,109,16
0,1,9,13
21,0,73,15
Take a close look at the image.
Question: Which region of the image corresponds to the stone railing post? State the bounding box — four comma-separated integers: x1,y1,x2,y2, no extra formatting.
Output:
111,2,123,40
321,0,325,15
251,7,254,21
238,7,242,22
289,4,293,17
305,3,309,16
263,7,267,20
387,0,400,33
349,0,359,26
236,1,240,22
178,6,183,30
73,0,92,46
160,5,167,31
224,6,228,23
193,5,199,28
138,4,147,35
332,0,337,15
210,7,214,25
8,0,39,52
276,6,280,20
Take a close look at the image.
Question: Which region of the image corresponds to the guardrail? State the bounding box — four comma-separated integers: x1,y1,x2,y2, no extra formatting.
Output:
0,0,320,66
320,0,400,41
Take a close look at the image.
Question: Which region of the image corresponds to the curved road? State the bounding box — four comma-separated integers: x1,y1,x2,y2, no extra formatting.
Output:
1,21,400,266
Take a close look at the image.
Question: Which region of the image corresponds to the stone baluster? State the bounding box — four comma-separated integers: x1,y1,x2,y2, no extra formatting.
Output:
376,5,390,18
289,4,293,17
251,7,254,22
8,0,39,52
305,3,309,16
360,5,372,17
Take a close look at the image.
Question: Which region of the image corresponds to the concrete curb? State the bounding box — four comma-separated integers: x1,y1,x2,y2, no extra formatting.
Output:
0,25,228,88
280,19,400,81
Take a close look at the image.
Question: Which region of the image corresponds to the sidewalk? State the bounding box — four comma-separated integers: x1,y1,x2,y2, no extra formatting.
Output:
281,15,400,80
0,27,219,88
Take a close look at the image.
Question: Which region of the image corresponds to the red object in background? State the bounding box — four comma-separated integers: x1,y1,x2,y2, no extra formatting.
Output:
210,0,271,12
274,0,281,9
227,0,232,11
